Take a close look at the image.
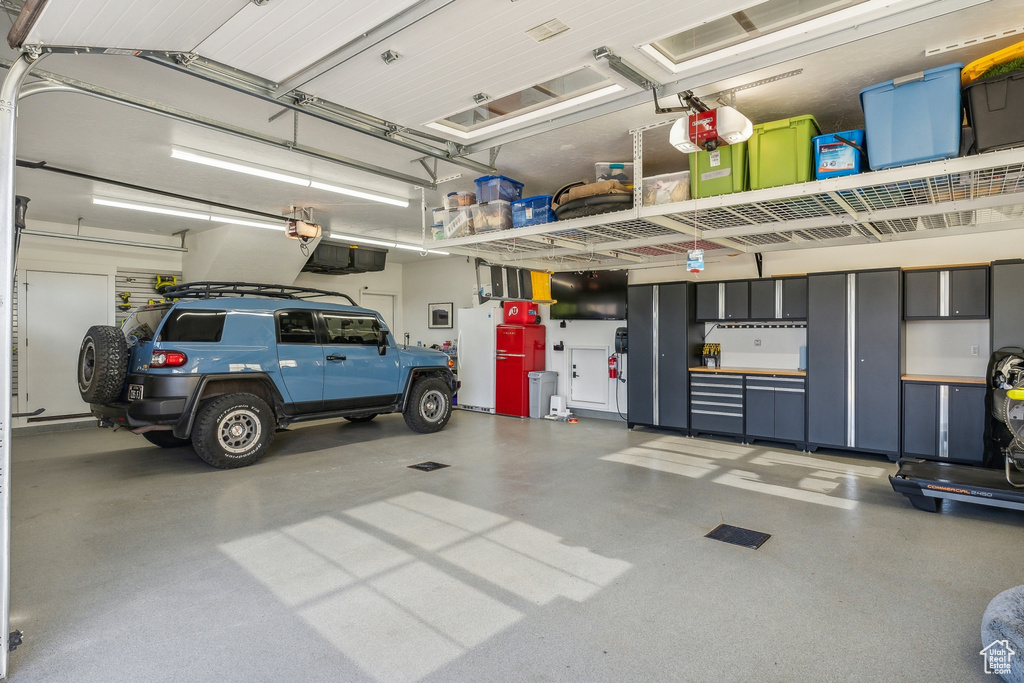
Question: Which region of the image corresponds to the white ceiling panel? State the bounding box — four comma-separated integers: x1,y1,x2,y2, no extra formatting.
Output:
22,0,248,51
301,0,753,125
194,0,422,83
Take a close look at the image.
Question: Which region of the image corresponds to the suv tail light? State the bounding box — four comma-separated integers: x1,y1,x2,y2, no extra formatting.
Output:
150,350,188,368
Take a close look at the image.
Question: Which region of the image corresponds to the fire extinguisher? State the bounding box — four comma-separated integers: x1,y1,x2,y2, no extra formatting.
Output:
608,354,618,380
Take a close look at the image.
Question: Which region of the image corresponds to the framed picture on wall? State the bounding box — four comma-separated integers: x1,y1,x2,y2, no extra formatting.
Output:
428,302,454,329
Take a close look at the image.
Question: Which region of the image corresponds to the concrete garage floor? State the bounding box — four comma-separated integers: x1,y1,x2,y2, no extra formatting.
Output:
7,411,1022,682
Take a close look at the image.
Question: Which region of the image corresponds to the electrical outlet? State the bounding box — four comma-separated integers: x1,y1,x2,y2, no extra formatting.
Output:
754,339,761,347
970,344,979,356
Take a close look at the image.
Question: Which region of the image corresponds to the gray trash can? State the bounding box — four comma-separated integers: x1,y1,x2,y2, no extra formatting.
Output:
528,371,558,419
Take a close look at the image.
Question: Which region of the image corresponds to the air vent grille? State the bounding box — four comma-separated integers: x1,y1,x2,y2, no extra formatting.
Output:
525,18,570,43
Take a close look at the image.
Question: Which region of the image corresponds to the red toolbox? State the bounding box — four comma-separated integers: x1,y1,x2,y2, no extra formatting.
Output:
503,301,540,324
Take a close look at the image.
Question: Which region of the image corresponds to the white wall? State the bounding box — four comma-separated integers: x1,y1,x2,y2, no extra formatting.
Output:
401,256,478,348
905,320,989,377
629,229,1024,284
705,325,807,370
540,316,625,415
14,220,184,426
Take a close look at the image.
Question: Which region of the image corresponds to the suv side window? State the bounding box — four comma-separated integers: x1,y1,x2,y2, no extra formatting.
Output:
322,312,381,345
276,310,319,344
158,310,226,343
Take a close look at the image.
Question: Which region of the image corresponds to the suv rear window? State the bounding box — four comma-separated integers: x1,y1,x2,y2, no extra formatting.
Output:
158,310,226,343
122,306,170,343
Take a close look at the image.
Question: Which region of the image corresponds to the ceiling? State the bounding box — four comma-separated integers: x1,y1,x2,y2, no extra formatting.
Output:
4,0,1024,269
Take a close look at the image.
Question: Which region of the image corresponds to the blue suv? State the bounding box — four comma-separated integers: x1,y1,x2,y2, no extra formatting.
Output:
78,282,457,468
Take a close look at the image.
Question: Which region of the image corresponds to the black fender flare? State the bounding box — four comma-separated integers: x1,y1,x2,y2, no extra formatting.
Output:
173,373,286,439
399,367,457,411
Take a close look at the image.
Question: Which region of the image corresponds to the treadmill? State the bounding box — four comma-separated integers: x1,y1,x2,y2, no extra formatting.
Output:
890,348,1024,513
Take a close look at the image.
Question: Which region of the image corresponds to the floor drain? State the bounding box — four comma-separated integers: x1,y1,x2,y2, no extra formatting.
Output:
705,524,771,550
408,461,450,472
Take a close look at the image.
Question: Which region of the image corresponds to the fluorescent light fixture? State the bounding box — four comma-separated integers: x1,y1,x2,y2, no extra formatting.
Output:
94,197,288,231
211,215,288,230
426,84,623,140
92,197,211,221
171,148,310,186
328,233,449,255
172,147,411,207
310,181,409,208
328,233,396,248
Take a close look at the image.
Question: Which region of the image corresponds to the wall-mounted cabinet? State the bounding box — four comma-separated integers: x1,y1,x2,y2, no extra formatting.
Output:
992,259,1024,353
695,277,807,323
901,380,986,465
903,266,989,320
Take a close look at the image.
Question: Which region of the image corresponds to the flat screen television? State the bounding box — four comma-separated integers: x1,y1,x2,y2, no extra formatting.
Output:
550,270,627,320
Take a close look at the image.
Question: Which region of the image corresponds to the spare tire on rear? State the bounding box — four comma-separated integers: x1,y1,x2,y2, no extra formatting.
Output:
78,325,129,404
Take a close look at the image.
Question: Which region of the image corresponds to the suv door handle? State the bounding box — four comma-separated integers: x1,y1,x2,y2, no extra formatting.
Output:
327,355,347,361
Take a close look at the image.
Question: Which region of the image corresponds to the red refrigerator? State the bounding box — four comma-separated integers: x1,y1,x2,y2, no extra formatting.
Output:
495,324,546,417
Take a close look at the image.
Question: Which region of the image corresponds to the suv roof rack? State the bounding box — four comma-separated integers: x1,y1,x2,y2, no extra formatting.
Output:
161,282,357,305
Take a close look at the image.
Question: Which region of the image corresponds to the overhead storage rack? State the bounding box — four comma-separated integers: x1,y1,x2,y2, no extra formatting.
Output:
433,145,1024,271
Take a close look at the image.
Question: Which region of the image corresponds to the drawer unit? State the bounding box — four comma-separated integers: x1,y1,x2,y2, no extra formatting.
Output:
744,376,806,445
690,374,744,435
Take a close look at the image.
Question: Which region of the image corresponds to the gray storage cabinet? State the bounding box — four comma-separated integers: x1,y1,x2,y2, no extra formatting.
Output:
627,283,701,430
807,269,901,457
749,280,776,320
723,281,749,320
744,376,806,446
902,380,985,464
781,278,808,319
627,286,655,426
904,266,989,320
992,260,1024,353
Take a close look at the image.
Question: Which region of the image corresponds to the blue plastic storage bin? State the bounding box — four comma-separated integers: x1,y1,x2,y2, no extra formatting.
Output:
813,130,867,179
859,63,963,170
474,175,525,203
512,195,555,228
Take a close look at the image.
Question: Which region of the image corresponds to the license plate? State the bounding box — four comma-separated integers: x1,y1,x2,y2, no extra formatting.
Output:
128,384,144,401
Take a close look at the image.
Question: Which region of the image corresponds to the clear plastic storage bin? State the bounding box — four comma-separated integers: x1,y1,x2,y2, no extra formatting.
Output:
474,175,525,203
595,162,634,185
444,207,475,238
444,191,476,210
642,171,690,205
471,200,513,232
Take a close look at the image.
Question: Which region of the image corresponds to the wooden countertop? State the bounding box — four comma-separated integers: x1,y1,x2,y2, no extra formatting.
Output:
901,374,986,385
689,367,806,377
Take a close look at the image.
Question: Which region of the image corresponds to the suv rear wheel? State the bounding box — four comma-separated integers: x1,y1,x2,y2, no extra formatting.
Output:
78,325,128,404
143,431,191,449
191,393,274,469
403,377,452,433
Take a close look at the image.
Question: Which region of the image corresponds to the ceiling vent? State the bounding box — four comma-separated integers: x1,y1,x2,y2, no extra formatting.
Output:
525,18,570,43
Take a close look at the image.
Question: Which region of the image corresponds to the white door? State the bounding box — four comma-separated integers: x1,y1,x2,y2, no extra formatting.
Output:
569,347,608,407
361,292,396,332
24,271,110,418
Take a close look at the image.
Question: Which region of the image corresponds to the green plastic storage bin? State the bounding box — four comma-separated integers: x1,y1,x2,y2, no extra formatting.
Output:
689,143,748,198
748,115,821,190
